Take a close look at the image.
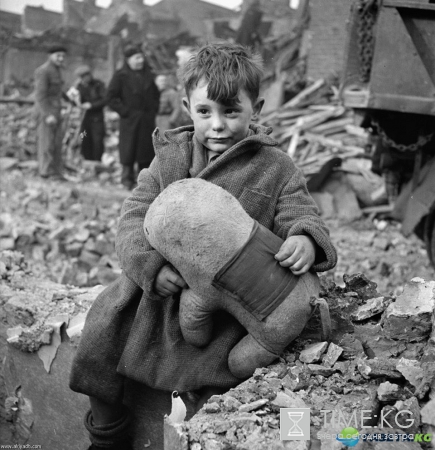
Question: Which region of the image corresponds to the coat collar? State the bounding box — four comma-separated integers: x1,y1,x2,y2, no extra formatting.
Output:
152,124,278,189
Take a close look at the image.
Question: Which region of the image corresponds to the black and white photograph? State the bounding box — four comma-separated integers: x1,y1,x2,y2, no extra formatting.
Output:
0,0,435,448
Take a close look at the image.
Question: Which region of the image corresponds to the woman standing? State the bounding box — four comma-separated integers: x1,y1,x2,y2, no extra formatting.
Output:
107,45,160,190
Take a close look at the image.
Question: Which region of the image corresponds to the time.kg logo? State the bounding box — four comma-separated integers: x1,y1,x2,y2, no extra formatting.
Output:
280,408,311,441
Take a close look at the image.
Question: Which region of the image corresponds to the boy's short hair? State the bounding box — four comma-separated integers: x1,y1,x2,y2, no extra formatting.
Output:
178,42,263,106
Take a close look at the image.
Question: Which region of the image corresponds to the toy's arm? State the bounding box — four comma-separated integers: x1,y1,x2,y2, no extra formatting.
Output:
116,159,167,292
274,166,337,272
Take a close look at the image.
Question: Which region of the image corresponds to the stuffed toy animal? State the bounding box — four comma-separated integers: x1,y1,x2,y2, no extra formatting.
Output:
144,178,320,378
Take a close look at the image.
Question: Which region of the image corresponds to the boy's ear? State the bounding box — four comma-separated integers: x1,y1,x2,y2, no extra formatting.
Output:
182,97,192,117
252,97,265,120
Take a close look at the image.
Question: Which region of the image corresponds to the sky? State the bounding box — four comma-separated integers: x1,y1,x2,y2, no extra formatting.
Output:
0,0,243,14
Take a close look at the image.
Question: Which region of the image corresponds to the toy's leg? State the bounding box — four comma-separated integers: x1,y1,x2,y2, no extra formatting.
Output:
179,289,213,347
228,273,320,379
228,335,278,379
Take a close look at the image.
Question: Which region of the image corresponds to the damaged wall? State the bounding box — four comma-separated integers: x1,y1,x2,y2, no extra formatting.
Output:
1,28,111,88
307,0,351,80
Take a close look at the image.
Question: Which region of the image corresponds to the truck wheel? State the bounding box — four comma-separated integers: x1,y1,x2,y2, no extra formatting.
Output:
423,207,435,268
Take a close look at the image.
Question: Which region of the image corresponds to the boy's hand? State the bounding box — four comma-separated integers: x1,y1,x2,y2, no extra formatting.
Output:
154,264,187,297
275,235,316,275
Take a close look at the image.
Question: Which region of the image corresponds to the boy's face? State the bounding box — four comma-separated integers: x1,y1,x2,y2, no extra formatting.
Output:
183,80,264,153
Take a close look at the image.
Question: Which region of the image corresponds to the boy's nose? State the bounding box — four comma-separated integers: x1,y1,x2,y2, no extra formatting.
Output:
211,115,225,131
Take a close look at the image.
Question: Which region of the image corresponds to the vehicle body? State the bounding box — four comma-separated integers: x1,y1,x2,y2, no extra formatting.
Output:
340,0,435,266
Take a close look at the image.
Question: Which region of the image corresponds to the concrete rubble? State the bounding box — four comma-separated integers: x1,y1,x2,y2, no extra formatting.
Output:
164,274,435,450
1,249,435,449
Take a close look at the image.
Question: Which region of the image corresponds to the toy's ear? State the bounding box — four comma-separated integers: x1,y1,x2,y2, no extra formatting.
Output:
252,97,264,121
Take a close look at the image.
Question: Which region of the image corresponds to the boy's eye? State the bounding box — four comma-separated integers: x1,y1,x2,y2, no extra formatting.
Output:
225,109,239,116
197,109,210,115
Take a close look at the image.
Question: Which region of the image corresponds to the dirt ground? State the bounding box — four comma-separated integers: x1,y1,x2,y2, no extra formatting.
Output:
1,163,434,445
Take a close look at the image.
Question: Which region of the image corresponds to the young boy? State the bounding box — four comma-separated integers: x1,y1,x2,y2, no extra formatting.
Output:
70,43,337,449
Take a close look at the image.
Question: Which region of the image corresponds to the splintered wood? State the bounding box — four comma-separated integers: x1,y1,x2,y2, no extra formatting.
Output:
261,79,370,180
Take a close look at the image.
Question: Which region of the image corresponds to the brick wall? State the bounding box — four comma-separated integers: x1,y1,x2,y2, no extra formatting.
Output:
306,0,352,81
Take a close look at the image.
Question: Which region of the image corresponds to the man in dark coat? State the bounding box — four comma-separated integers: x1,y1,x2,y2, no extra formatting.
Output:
74,65,107,161
106,45,160,190
34,44,68,180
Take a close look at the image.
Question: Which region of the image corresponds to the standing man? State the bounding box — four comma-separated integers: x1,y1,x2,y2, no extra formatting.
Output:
155,74,180,132
106,44,160,190
34,44,68,180
74,65,107,161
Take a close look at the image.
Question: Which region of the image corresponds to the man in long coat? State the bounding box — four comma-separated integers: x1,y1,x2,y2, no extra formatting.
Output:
34,44,68,180
74,65,107,161
106,45,160,190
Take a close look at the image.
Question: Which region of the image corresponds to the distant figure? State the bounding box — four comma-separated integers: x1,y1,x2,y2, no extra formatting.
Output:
34,44,68,180
106,44,160,190
155,74,180,132
74,65,107,161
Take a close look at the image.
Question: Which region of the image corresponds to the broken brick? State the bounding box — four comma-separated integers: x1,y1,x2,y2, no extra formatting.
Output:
343,273,380,300
357,358,402,380
307,364,335,377
299,341,328,363
377,382,404,402
351,296,390,321
322,342,343,367
383,278,435,342
420,398,435,427
238,399,268,413
337,333,365,359
395,358,425,389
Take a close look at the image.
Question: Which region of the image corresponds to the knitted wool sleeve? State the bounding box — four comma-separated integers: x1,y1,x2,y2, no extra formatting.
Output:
274,165,337,272
115,159,167,292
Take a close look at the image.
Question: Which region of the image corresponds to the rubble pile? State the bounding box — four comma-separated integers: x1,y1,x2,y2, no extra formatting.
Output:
0,250,103,348
167,274,435,450
2,247,435,448
0,103,37,161
0,249,104,444
0,168,127,287
260,79,388,222
329,221,435,296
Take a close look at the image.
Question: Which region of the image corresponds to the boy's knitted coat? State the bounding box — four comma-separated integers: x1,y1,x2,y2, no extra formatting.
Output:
69,124,337,404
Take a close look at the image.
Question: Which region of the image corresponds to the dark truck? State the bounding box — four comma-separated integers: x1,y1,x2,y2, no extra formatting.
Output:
341,0,435,267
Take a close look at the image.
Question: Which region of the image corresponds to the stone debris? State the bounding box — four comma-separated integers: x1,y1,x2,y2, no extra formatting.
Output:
420,398,435,427
2,248,435,448
351,296,390,321
163,273,435,449
299,341,328,363
358,358,403,380
322,342,343,368
396,358,426,389
377,382,404,402
307,364,335,377
238,399,268,413
383,278,435,342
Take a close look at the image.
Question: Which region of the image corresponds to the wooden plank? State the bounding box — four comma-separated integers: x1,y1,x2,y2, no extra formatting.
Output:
303,132,365,154
310,117,354,134
279,107,345,141
281,79,325,109
0,97,34,104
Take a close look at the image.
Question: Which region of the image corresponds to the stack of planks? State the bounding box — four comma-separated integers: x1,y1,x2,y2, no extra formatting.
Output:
260,79,370,179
